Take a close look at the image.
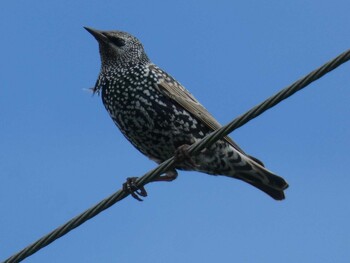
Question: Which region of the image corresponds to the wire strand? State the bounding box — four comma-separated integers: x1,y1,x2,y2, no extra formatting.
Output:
3,49,350,263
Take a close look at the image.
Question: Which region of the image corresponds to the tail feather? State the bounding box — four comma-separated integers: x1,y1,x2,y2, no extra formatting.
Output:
190,143,289,200
235,160,289,200
220,151,289,200
237,171,288,200
254,183,286,200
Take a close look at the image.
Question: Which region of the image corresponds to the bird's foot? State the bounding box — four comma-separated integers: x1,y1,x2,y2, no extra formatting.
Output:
174,144,197,167
123,177,148,201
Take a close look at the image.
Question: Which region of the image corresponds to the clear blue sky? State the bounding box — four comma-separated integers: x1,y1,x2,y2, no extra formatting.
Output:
1,1,349,262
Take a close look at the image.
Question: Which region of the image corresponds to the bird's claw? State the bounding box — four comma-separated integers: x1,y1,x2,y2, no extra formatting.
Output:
123,177,148,201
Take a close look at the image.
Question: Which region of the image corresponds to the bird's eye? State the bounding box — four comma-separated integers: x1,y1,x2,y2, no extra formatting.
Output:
109,36,126,47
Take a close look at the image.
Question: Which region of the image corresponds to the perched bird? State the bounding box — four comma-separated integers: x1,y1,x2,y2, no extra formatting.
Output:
85,27,289,200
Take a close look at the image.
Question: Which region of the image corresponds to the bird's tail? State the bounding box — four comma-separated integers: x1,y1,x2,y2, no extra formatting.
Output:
190,143,288,200
228,156,289,200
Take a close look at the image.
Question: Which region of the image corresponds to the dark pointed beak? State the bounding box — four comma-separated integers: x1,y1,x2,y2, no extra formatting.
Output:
84,27,108,43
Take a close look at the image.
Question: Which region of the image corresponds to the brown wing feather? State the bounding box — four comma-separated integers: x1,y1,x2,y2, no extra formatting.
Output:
154,78,247,155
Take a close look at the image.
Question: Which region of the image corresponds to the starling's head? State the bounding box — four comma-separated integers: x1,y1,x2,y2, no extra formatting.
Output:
84,27,150,69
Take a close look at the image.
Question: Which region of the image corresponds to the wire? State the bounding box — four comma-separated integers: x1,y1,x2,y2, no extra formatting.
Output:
3,49,350,263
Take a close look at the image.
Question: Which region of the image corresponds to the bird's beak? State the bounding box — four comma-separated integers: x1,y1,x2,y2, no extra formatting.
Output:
84,27,108,43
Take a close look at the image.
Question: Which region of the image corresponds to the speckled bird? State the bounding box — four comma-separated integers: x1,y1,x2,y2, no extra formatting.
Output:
85,27,288,200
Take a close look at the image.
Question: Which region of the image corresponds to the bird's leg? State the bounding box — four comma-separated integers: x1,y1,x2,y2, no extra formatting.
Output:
122,170,177,201
123,144,195,201
123,177,148,201
151,169,178,182
174,144,197,167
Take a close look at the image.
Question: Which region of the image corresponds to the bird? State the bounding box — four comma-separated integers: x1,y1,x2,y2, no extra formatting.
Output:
84,27,289,201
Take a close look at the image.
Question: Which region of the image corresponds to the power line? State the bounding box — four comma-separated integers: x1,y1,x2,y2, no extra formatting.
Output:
3,48,350,263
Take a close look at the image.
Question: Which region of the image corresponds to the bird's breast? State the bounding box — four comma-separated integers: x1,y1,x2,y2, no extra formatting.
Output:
98,70,208,161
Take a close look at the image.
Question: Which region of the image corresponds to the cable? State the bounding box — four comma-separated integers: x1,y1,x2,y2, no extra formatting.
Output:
3,49,350,263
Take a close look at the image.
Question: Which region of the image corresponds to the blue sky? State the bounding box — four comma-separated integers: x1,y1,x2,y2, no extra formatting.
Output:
1,1,350,262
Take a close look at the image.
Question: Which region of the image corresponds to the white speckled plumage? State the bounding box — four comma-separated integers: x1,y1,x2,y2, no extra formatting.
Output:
85,27,288,200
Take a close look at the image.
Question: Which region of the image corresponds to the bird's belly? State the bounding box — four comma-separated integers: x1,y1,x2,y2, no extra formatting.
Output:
106,99,208,163
104,95,250,176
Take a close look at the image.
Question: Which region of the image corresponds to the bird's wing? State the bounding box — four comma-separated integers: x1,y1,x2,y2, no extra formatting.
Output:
152,68,247,155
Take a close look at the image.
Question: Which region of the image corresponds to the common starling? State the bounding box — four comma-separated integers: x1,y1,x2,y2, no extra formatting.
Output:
85,27,289,200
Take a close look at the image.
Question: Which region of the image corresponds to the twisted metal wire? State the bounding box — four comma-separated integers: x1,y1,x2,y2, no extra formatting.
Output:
3,49,350,263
